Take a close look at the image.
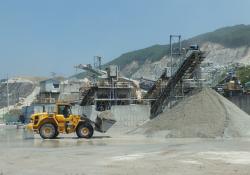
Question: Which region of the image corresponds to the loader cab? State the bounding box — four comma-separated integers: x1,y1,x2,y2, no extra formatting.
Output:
57,104,72,118
189,44,199,50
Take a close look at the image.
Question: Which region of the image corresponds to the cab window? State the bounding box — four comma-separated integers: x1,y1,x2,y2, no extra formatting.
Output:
58,105,72,117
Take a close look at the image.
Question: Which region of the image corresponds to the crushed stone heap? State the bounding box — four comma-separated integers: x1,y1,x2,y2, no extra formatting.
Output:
134,88,250,138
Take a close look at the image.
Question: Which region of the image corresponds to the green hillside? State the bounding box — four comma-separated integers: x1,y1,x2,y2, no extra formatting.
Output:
107,44,169,70
190,24,250,48
236,65,250,85
69,71,87,79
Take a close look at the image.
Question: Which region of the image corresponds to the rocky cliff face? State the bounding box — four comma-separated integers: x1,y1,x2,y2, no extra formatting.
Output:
0,78,36,108
121,61,140,78
120,42,250,80
131,56,170,80
201,42,250,65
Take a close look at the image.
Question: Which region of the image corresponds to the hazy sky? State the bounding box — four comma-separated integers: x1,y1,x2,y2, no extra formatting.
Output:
0,0,250,79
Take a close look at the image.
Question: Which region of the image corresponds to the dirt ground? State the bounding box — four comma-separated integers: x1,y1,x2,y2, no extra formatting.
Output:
1,127,250,175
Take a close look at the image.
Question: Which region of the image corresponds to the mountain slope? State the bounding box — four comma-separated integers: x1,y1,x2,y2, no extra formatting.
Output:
108,44,169,70
189,24,250,48
105,24,250,79
71,24,250,80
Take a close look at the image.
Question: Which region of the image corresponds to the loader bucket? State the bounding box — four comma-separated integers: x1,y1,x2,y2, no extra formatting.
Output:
95,111,116,133
23,126,34,139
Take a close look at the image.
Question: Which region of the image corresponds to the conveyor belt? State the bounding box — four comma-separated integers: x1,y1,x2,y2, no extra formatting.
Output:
150,50,205,118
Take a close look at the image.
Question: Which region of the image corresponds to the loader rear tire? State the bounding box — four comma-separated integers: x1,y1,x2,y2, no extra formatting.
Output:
76,123,94,139
39,123,57,139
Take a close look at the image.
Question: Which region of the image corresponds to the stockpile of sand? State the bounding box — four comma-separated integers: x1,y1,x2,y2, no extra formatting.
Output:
133,88,250,138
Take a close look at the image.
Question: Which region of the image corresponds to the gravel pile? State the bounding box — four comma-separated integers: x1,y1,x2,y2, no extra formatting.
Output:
133,88,250,138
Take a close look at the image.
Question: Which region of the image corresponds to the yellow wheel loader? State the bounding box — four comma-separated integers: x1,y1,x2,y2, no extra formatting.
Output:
26,103,116,139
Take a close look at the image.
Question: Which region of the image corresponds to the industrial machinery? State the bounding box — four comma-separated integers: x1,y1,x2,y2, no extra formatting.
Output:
149,49,205,118
215,69,244,96
26,103,116,139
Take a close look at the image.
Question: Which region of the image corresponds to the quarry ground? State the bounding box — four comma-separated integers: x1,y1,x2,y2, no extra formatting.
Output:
1,127,250,175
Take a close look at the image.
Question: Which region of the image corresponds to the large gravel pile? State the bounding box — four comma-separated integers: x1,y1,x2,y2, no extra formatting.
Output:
134,88,250,138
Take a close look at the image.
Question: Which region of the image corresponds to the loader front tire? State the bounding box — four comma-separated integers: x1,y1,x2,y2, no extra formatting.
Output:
39,123,57,139
76,123,94,139
54,131,59,138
